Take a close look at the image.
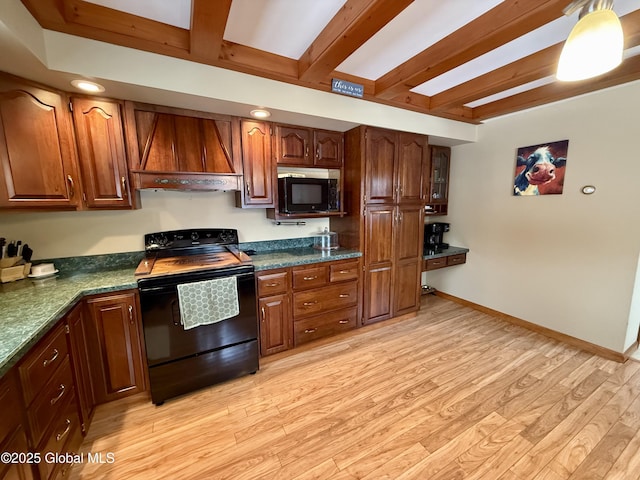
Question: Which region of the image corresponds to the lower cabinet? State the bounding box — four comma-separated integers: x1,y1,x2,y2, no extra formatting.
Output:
256,258,361,356
84,290,147,404
0,371,33,480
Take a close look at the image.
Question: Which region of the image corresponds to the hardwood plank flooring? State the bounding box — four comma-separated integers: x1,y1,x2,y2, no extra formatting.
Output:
69,295,640,479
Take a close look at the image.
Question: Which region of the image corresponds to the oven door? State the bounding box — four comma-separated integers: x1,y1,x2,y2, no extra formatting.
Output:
139,270,257,367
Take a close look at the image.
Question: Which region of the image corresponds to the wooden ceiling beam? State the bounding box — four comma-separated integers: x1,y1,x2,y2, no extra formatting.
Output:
430,10,640,112
218,41,299,80
190,0,232,62
374,0,567,101
472,54,640,120
298,0,413,83
60,0,189,51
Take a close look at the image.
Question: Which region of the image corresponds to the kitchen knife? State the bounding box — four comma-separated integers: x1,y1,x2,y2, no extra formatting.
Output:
16,240,22,257
0,238,5,259
22,245,32,263
7,241,16,257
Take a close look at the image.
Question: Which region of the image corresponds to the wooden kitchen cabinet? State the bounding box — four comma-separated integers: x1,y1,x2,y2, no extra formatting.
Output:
0,370,33,480
0,72,80,210
84,290,146,404
275,124,343,168
331,126,426,325
257,268,292,356
425,145,450,216
17,321,83,480
65,302,95,434
71,97,134,209
236,119,274,207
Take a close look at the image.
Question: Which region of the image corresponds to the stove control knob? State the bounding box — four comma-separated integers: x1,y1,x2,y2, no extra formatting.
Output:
158,234,169,246
191,232,200,241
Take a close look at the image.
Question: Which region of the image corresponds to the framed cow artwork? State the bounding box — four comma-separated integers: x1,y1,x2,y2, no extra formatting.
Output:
513,140,568,196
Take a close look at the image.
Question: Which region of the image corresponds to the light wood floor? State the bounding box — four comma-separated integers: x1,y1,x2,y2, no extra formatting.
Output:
70,295,640,480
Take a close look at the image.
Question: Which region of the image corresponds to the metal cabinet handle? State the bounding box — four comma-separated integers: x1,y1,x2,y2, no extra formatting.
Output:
56,419,71,442
338,270,350,274
338,320,349,324
303,301,318,307
50,384,66,405
246,181,251,196
261,307,266,320
121,176,127,197
265,282,279,287
303,276,318,281
316,147,320,159
304,328,317,334
305,144,309,158
43,349,59,367
128,305,133,324
339,294,350,298
67,175,75,198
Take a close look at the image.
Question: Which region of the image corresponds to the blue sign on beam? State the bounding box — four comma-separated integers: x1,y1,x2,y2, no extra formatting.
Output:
331,78,364,98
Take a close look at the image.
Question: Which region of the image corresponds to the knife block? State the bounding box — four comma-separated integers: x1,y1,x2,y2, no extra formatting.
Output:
0,256,21,268
0,261,31,283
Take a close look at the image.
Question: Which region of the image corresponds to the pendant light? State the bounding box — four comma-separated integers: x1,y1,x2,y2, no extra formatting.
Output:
557,0,624,81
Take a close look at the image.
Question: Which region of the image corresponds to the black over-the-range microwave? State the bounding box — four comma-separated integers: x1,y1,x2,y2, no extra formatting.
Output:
278,177,339,214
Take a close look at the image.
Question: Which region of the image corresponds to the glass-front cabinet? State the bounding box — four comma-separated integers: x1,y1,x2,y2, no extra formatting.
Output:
426,145,450,216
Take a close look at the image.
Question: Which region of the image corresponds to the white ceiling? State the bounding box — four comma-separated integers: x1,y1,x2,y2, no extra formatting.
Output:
82,0,640,109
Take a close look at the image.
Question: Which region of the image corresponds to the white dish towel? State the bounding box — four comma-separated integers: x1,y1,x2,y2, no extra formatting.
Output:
177,276,239,330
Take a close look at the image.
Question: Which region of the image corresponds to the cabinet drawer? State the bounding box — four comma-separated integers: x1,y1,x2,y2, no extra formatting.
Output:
425,257,448,270
294,307,358,346
37,391,81,480
257,270,289,296
0,372,21,444
19,322,69,405
27,357,74,446
293,282,358,318
329,260,360,283
447,253,466,266
292,266,327,290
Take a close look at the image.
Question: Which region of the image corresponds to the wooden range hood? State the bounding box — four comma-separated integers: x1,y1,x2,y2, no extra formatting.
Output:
124,102,243,191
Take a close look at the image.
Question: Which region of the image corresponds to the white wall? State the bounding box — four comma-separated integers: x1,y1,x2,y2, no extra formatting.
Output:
426,81,640,354
0,190,328,259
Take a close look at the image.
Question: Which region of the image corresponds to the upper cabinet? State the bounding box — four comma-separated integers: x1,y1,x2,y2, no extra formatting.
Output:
425,145,450,216
71,97,134,209
0,73,80,209
123,102,243,191
236,119,274,208
275,124,343,168
364,128,427,205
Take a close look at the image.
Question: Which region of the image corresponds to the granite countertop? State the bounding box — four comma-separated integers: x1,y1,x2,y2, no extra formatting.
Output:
250,247,362,271
423,245,469,260
0,268,137,376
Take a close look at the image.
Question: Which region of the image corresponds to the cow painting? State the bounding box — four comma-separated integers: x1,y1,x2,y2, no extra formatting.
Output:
513,140,568,196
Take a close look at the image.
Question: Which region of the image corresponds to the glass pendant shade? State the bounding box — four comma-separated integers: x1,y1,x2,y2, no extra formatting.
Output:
557,8,623,81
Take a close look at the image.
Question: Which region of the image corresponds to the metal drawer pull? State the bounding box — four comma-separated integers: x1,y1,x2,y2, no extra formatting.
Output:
50,384,66,405
339,294,350,298
304,328,317,334
128,305,134,324
56,419,71,442
339,320,349,324
303,276,318,281
261,307,266,319
67,175,75,198
43,349,59,367
338,270,350,274
265,282,279,287
303,301,318,306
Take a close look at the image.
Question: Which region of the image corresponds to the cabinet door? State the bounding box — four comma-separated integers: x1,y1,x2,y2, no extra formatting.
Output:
65,302,94,433
259,294,292,356
398,133,428,204
365,128,397,204
275,125,311,166
0,426,34,480
395,204,424,263
0,75,79,209
85,291,146,404
240,120,274,207
393,260,422,316
363,265,393,325
314,130,343,168
71,97,132,209
364,205,395,265
429,146,450,205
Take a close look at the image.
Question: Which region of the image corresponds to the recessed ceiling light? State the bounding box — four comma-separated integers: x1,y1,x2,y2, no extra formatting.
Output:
71,79,106,93
250,109,271,119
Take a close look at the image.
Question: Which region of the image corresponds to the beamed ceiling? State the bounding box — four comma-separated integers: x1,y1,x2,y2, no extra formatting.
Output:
19,0,640,124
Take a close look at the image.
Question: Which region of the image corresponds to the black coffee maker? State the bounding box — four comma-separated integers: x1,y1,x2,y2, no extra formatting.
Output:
424,222,450,254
